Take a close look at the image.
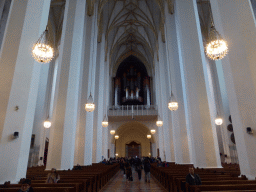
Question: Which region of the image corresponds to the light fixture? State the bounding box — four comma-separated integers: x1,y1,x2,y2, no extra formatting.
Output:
32,28,54,63
102,115,108,127
147,135,151,139
205,3,228,61
44,120,51,128
215,116,223,125
156,117,163,127
115,135,119,139
206,27,228,60
150,129,156,134
110,130,115,135
168,92,178,111
115,153,118,156
85,92,95,112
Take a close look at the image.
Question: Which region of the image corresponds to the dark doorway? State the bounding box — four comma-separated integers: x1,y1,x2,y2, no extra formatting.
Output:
126,141,141,158
43,139,49,166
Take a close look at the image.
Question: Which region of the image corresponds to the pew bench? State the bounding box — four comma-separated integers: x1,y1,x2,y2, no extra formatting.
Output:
189,184,256,192
0,187,76,192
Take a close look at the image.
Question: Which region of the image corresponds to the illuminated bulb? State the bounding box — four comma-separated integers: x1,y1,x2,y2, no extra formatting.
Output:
44,120,51,128
156,120,163,127
215,117,223,125
168,92,178,111
150,129,156,134
115,135,119,139
110,130,115,135
102,116,108,127
85,93,95,112
147,135,151,139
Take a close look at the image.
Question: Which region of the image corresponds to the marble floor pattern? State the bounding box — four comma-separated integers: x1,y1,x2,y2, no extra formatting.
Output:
101,168,167,192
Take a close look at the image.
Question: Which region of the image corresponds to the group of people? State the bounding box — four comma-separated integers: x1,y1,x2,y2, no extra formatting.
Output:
17,168,60,192
117,157,151,182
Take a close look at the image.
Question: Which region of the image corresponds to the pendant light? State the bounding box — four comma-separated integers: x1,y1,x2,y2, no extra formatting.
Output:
168,92,178,111
85,92,95,112
215,113,223,125
205,2,228,60
44,119,51,128
32,27,54,63
102,115,108,127
156,117,163,127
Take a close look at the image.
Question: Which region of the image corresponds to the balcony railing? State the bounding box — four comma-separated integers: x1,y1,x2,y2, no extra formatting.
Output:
108,105,158,117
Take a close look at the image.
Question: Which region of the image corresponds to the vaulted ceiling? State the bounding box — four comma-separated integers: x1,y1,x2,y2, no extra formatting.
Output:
48,0,211,72
98,0,166,77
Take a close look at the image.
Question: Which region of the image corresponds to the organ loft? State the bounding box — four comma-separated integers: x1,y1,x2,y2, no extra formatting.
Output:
1,0,256,186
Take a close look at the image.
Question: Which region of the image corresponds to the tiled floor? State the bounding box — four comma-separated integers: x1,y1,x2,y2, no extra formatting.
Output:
101,168,166,192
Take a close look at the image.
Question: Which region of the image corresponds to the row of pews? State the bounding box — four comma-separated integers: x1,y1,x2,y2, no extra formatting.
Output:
0,163,119,192
151,163,256,192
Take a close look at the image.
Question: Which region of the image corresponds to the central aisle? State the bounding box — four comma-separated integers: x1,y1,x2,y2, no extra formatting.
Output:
101,168,166,192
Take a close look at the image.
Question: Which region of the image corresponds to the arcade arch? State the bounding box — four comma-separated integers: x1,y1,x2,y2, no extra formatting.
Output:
112,121,156,157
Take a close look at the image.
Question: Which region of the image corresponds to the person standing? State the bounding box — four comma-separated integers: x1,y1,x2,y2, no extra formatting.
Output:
143,158,151,183
135,158,142,180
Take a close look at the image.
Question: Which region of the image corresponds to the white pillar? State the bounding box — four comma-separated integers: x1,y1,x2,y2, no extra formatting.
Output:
84,4,98,165
157,34,174,162
154,53,165,160
211,0,256,178
175,0,221,168
93,34,106,163
164,3,190,164
46,0,86,170
0,0,51,183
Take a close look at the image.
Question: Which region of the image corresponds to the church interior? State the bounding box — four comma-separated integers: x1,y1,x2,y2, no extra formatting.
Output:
1,0,256,191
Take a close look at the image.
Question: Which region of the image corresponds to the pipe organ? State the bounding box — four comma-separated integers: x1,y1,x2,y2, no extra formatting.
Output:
114,65,151,106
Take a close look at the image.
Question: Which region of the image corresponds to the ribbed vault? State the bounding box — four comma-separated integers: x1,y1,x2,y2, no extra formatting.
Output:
98,0,165,77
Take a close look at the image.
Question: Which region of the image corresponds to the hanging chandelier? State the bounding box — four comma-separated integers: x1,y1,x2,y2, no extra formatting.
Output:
150,129,156,134
110,130,115,135
215,115,223,125
44,120,51,128
115,135,119,139
102,115,108,127
32,28,54,63
147,134,152,139
206,26,228,60
156,117,163,127
85,93,95,112
168,92,178,111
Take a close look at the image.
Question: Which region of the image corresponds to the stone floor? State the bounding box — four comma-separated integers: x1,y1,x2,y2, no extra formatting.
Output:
101,168,166,192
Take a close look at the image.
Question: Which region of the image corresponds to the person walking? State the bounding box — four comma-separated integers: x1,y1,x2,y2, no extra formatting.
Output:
143,158,151,183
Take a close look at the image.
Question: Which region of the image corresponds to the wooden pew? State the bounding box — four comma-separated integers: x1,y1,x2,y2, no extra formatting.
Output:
0,183,80,192
0,187,76,192
189,184,256,192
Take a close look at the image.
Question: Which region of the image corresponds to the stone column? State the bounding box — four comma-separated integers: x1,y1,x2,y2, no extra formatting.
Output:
84,4,98,165
175,0,221,168
211,0,256,178
92,34,106,163
0,0,51,183
154,53,165,161
158,35,175,162
164,2,190,164
46,0,86,170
